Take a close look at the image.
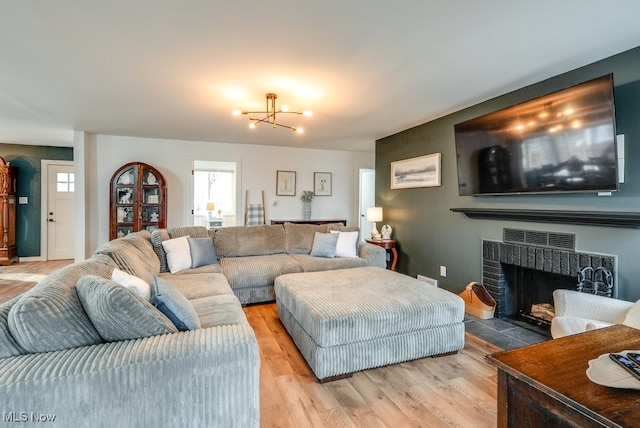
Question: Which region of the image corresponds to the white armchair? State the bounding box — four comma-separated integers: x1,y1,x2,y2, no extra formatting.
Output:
551,289,639,338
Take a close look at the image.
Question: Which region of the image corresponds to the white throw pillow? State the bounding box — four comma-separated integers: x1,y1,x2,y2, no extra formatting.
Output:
623,299,640,329
161,236,192,274
111,268,151,301
330,230,359,258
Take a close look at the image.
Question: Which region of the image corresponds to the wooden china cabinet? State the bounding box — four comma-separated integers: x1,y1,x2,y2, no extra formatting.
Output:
0,157,17,265
109,162,167,240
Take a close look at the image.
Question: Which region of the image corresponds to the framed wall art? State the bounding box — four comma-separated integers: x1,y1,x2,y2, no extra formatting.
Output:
276,170,296,196
314,172,332,196
390,153,441,189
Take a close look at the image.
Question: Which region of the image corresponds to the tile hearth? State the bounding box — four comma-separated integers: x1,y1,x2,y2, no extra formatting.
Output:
464,314,549,350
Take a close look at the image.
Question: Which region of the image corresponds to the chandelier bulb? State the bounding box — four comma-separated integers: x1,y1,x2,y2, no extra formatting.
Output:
234,93,311,133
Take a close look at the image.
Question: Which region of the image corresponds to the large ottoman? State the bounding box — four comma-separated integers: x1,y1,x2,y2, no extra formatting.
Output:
274,266,465,382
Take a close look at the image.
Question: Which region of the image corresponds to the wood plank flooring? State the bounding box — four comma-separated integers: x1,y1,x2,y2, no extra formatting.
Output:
0,260,73,304
245,303,502,428
0,261,502,427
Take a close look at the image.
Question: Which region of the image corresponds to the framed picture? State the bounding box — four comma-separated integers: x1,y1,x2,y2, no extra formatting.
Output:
276,170,296,196
390,153,441,189
314,172,332,196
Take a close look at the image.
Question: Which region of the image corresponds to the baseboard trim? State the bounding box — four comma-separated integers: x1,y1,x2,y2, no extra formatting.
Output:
18,256,45,262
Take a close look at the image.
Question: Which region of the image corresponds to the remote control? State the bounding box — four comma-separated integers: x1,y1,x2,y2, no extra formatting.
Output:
609,353,640,381
626,352,640,367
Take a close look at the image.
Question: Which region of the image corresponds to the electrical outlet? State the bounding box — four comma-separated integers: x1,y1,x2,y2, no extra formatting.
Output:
439,266,447,277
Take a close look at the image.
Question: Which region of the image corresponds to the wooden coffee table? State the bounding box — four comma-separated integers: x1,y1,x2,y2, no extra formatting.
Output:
488,324,640,427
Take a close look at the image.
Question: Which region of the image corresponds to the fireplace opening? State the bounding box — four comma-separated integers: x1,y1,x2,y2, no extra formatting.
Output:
501,264,577,333
481,237,617,337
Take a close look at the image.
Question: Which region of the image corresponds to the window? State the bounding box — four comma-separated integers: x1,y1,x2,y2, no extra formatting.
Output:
193,161,237,227
56,172,75,193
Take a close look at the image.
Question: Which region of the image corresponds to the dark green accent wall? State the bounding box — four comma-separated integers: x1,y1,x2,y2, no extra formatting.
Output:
0,144,74,257
376,46,640,301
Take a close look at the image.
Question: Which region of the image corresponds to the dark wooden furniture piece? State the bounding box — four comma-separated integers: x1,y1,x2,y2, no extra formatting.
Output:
365,239,397,271
488,325,640,428
270,219,346,226
0,157,17,265
109,162,167,240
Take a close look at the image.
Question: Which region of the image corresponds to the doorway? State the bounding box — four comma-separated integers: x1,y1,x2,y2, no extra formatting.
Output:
358,168,375,239
41,160,75,260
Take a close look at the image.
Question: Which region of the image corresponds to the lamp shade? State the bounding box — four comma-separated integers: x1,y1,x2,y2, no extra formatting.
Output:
206,202,215,211
366,207,383,222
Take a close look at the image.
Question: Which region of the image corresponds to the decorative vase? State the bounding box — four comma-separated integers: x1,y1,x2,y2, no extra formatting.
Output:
381,224,392,240
303,202,311,221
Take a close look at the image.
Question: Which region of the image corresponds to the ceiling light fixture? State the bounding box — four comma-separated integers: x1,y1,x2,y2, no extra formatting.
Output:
232,93,312,133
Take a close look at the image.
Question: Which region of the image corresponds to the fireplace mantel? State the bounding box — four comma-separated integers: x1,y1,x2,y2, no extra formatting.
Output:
450,208,640,228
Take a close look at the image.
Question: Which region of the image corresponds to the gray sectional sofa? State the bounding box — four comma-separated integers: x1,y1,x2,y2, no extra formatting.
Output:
0,222,385,427
150,222,386,304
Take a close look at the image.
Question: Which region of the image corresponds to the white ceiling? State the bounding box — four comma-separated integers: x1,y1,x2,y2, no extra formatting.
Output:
1,1,640,152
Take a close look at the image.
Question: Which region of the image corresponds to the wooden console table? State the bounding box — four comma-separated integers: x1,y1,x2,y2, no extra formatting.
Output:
270,219,346,226
488,325,640,427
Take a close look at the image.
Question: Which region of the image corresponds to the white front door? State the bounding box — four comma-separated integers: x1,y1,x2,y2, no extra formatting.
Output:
359,168,375,239
46,163,75,260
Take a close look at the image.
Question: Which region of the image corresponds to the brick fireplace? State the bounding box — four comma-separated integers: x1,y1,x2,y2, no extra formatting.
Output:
482,231,616,323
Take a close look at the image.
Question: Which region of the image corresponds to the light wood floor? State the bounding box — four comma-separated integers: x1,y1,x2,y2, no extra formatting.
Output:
245,303,502,428
0,260,502,427
0,259,73,304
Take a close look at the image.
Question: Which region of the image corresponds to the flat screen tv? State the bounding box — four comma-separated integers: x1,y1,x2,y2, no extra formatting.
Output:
454,74,618,196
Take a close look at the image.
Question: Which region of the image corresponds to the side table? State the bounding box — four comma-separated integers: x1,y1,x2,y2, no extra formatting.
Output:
365,239,398,271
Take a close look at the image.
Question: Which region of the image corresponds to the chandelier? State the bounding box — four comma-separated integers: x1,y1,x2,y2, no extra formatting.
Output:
232,93,312,133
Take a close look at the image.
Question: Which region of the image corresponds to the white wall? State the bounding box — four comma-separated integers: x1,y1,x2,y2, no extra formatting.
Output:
83,134,374,255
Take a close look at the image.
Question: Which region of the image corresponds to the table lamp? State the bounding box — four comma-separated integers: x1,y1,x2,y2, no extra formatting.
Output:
206,202,215,219
366,207,383,240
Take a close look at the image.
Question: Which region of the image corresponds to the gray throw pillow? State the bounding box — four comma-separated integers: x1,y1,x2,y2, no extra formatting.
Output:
151,276,201,331
310,232,339,258
76,275,177,342
188,237,217,268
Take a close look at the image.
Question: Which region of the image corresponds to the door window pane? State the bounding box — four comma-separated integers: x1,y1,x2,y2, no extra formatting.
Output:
56,172,75,193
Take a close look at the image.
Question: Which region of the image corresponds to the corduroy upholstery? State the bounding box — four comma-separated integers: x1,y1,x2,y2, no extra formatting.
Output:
219,254,304,293
214,224,286,257
289,253,368,272
8,254,117,353
0,296,26,358
0,324,259,428
150,224,384,306
283,222,329,254
0,221,385,424
275,267,465,381
76,275,178,341
150,226,213,273
93,230,160,283
1,227,259,427
209,223,386,304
